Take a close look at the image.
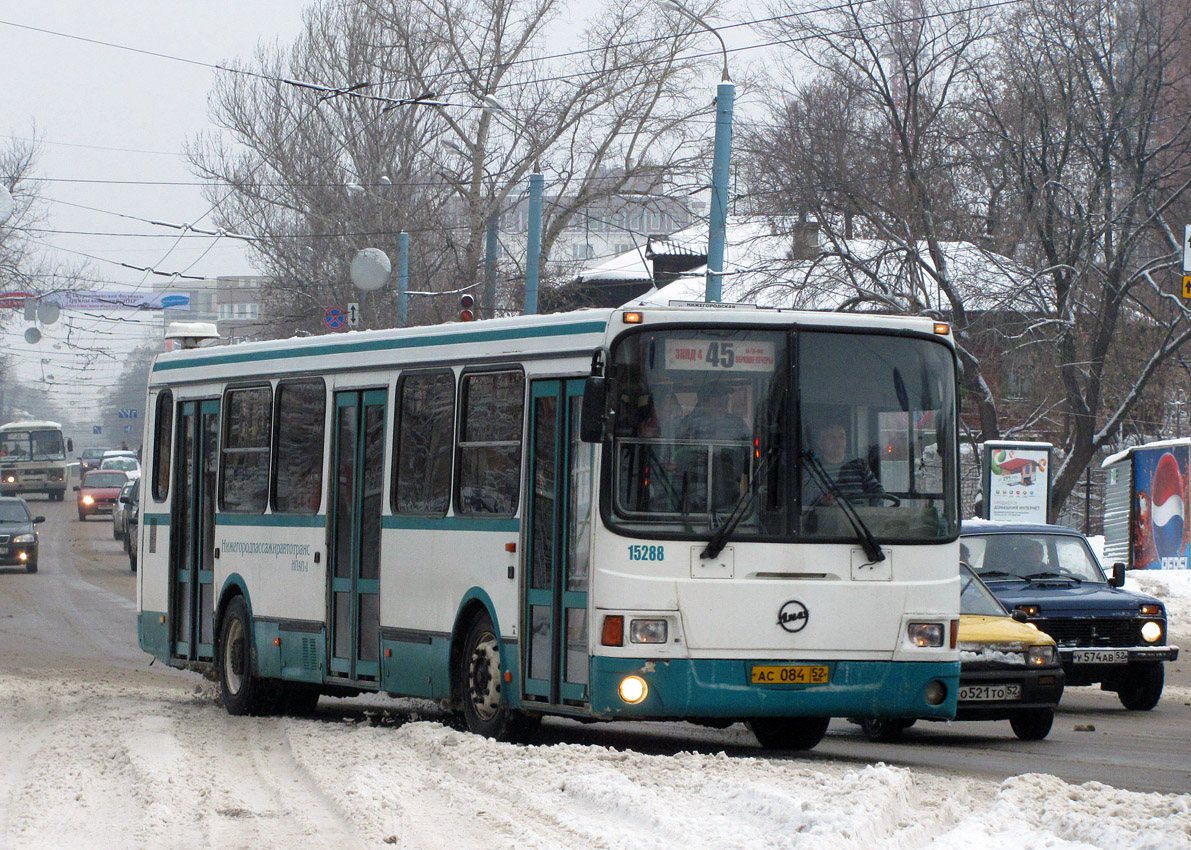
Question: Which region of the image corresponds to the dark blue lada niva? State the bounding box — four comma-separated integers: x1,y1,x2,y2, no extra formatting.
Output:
961,520,1179,710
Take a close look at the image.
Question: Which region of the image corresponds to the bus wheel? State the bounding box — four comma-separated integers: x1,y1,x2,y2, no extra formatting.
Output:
458,611,537,742
218,596,272,716
749,716,830,751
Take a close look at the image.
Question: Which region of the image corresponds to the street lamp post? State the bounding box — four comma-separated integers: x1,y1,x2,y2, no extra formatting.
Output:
659,0,732,303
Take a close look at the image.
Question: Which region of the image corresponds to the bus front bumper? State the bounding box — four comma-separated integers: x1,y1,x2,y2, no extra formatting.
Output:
587,657,959,721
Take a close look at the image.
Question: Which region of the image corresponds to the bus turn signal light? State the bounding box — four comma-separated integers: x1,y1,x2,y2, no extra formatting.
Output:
601,615,624,646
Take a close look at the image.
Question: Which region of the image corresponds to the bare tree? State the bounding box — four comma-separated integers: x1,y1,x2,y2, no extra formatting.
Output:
974,0,1191,514
742,0,1191,516
189,0,713,331
742,0,1007,443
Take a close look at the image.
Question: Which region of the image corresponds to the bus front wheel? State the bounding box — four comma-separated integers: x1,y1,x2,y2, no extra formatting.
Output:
218,596,273,716
457,611,537,742
749,716,830,751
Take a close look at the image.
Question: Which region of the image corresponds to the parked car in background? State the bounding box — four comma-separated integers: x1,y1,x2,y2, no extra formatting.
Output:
113,478,137,540
961,520,1179,710
75,470,129,521
100,455,141,480
0,496,44,573
79,447,110,475
855,563,1065,742
126,483,139,572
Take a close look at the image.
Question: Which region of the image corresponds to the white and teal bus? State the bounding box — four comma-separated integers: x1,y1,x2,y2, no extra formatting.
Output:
0,420,73,501
136,303,961,749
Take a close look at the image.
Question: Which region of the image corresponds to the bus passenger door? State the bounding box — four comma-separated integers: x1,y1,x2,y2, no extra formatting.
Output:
328,389,386,682
171,399,218,662
524,379,592,707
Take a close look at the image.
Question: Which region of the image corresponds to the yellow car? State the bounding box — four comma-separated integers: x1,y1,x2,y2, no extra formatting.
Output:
859,564,1064,741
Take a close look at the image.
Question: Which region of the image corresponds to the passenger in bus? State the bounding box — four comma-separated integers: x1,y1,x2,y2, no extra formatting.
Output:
805,422,884,506
676,383,749,443
641,388,682,440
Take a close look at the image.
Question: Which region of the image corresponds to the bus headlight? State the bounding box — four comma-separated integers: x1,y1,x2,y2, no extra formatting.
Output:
3,475,14,484
629,619,668,644
1027,645,1058,666
618,675,648,704
1141,621,1163,643
907,622,944,648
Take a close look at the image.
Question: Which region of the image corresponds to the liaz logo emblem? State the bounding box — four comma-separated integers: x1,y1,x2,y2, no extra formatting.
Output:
777,600,809,633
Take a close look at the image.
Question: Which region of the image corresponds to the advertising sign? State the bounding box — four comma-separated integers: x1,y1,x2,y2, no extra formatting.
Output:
983,441,1053,523
1130,444,1190,570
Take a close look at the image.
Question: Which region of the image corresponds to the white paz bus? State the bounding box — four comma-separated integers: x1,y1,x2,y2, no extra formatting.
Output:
0,420,73,501
136,303,961,749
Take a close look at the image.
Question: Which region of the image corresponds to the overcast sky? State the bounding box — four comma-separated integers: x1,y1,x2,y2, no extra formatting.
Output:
1,0,311,290
0,0,750,426
0,1,310,422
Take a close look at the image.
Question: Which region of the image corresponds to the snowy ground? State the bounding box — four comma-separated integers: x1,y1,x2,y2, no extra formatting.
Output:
1,666,1189,850
3,565,1190,850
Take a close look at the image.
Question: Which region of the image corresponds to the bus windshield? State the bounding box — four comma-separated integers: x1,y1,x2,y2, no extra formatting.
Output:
1,429,66,462
609,327,957,543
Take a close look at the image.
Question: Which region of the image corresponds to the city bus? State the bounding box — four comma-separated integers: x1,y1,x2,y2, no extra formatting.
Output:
136,303,961,750
0,419,73,501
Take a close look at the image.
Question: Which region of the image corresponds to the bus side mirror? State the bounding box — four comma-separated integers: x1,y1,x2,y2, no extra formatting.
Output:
1109,562,1126,588
580,376,607,443
67,438,74,453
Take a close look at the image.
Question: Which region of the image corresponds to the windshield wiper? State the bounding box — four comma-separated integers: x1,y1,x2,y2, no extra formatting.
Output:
702,446,777,560
1023,571,1082,583
974,570,1020,580
801,450,884,563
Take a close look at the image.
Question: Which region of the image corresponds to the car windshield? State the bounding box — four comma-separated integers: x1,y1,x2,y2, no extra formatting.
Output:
85,472,128,488
1,429,66,462
0,502,30,523
963,532,1107,583
960,563,1009,616
607,327,958,543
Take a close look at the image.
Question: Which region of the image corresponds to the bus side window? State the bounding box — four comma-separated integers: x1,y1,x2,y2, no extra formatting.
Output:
220,386,272,513
393,371,454,516
456,370,524,517
273,379,326,514
152,391,173,502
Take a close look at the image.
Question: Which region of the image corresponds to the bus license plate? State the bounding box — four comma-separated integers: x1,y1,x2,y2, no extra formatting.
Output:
750,665,829,685
1073,649,1128,664
959,683,1021,701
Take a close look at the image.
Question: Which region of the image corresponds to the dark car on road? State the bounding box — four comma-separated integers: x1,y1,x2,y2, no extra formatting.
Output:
0,496,45,573
75,470,129,521
78,447,111,475
961,520,1180,710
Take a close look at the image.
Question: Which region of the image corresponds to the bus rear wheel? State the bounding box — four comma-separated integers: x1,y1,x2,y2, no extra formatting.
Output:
749,716,830,751
218,596,275,716
457,611,537,742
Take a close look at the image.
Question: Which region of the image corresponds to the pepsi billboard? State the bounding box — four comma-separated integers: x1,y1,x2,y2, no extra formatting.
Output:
1131,445,1190,570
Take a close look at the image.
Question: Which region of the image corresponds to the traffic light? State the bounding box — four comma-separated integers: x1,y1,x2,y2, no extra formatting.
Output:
459,293,475,322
